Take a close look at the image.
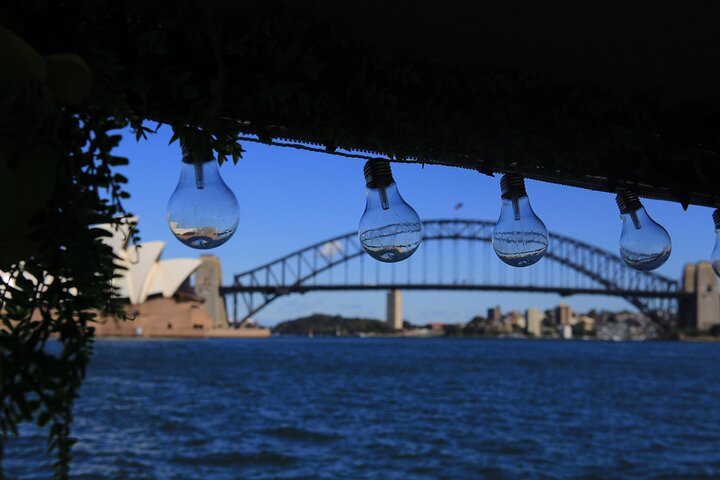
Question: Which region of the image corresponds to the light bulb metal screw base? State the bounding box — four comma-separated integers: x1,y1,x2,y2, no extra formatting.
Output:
500,173,527,199
364,159,394,188
616,191,643,214
713,209,720,229
181,147,214,165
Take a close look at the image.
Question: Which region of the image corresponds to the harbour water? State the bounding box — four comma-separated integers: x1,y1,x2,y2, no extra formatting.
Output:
5,338,720,479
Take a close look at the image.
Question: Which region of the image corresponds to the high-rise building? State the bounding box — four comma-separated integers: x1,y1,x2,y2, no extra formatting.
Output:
525,308,544,337
487,305,501,323
555,303,572,326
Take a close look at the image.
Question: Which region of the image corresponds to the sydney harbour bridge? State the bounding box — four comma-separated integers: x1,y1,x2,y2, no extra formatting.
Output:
219,219,695,327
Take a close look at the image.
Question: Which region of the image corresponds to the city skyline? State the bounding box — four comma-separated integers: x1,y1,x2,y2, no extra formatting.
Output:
116,125,716,325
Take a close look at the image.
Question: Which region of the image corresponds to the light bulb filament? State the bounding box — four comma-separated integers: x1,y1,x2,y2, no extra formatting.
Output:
512,197,521,221
194,160,205,190
630,210,641,230
378,186,390,210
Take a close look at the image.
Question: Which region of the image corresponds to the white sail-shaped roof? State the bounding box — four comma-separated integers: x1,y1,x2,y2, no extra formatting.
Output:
122,241,165,304
145,258,202,299
2,219,199,305
100,219,202,304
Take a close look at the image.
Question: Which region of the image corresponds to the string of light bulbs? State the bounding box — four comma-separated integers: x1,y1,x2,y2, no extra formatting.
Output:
165,146,720,277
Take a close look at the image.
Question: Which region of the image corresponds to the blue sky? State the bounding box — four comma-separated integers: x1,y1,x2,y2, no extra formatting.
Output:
115,126,715,325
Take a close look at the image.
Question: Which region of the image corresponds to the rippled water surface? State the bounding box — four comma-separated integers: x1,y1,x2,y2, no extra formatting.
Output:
5,338,720,479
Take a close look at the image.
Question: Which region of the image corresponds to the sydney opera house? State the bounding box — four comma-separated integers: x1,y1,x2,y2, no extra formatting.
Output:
92,221,269,338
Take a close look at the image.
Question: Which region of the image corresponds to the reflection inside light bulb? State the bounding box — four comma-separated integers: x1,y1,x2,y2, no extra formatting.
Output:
492,196,548,267
167,158,239,249
359,222,423,262
358,183,422,262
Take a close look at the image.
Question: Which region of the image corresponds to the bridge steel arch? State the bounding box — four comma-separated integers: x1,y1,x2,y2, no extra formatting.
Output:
222,220,682,326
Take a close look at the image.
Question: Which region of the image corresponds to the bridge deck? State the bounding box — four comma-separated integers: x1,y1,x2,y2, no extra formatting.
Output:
221,284,687,298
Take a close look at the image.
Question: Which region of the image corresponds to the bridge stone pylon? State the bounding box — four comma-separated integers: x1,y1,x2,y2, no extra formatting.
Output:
196,255,229,328
679,262,720,330
387,289,403,330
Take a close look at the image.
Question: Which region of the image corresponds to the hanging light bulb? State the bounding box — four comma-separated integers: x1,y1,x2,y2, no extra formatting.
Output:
358,159,423,262
166,147,239,249
492,173,548,267
616,191,671,271
710,209,720,277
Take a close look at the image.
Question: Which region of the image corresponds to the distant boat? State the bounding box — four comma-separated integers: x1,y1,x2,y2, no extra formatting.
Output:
308,328,314,338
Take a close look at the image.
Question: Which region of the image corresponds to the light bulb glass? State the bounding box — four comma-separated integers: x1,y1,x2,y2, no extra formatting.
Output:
711,231,720,277
619,206,671,271
358,182,422,262
167,158,239,249
492,195,548,267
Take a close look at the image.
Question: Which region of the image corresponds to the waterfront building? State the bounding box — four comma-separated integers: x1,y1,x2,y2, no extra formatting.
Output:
577,315,596,331
487,305,502,323
509,309,525,329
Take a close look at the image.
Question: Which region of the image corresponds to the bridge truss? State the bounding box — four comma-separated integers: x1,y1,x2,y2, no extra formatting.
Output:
222,220,683,326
